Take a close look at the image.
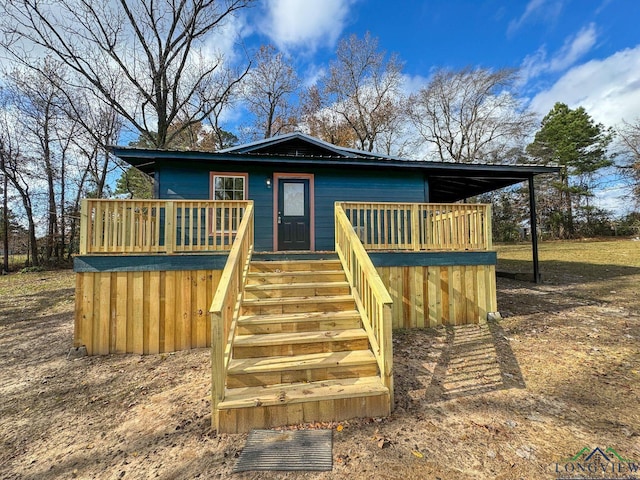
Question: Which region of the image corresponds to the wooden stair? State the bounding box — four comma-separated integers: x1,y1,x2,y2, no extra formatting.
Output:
215,258,391,433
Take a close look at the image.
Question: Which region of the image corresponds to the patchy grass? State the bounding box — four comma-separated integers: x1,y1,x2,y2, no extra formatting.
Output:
496,238,640,310
1,241,639,479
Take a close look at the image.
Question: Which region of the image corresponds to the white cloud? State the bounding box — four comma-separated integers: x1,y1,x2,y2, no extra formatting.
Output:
260,0,357,53
301,64,327,88
508,0,564,36
548,23,598,72
203,10,251,65
400,73,430,96
519,23,598,85
529,45,640,128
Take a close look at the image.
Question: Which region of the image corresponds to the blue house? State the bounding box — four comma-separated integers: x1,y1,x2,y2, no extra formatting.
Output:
74,133,557,432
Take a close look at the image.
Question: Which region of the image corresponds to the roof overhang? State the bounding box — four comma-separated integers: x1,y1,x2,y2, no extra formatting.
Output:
110,146,559,202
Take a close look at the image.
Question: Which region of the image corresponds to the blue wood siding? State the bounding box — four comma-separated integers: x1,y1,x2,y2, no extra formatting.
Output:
157,162,274,251
156,162,428,252
313,169,426,250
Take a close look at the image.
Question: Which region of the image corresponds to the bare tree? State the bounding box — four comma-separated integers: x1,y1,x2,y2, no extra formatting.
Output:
0,104,39,266
6,63,68,260
409,67,535,163
300,85,358,148
617,120,640,203
1,0,252,149
324,32,406,153
1,171,7,272
244,45,300,139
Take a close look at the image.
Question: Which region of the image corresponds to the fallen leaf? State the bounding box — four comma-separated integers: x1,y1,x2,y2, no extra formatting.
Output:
412,450,424,458
336,425,343,432
377,438,391,449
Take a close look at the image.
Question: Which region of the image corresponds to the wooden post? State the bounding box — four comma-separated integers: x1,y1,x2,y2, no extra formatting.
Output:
211,311,224,430
485,204,493,250
382,303,394,408
528,176,540,284
165,201,175,254
411,204,420,251
79,199,89,255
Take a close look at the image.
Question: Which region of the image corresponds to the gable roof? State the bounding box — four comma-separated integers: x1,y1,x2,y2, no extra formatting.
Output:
217,131,396,160
111,133,559,203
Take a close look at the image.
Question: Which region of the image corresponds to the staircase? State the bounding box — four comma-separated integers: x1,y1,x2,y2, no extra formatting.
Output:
215,257,391,433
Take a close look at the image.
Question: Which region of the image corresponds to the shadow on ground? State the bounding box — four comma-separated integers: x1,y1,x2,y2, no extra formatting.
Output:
496,258,640,285
393,320,526,410
424,321,525,402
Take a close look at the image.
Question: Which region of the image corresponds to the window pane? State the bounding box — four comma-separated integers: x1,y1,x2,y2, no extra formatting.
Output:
283,183,304,216
213,174,245,202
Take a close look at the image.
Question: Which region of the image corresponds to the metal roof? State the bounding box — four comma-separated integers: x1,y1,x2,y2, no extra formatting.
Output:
111,135,559,202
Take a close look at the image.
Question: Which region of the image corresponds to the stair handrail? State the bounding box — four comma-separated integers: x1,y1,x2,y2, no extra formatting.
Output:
210,201,254,428
334,202,394,404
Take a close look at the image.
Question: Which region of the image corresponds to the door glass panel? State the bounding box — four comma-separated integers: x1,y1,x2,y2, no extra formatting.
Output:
283,182,304,216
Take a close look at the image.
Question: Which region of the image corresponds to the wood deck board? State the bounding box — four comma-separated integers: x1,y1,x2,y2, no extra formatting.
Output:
241,295,354,306
248,269,344,275
228,349,377,374
226,364,380,388
238,310,361,325
245,281,350,291
219,376,388,409
233,328,368,347
247,270,346,280
217,393,390,433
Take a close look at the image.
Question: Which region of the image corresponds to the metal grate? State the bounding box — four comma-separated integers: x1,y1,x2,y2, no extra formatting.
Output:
233,429,333,473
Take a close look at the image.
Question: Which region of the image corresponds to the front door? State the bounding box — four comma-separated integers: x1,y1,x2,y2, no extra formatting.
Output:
277,178,311,250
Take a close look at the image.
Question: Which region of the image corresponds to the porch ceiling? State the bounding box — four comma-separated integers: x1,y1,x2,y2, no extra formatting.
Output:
426,174,533,203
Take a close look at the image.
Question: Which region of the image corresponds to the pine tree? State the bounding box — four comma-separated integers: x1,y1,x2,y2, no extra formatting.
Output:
526,103,613,238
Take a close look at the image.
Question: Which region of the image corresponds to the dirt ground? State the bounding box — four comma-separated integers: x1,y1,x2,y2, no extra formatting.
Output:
1,239,639,480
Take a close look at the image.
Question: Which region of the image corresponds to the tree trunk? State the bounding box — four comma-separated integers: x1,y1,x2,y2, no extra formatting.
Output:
2,174,8,273
59,156,66,261
22,201,39,267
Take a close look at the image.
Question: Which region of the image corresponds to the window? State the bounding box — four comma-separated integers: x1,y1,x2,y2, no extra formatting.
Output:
211,173,247,200
209,172,248,236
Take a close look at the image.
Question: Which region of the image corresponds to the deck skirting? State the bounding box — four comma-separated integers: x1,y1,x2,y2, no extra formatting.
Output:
75,269,222,355
377,264,496,328
73,252,497,355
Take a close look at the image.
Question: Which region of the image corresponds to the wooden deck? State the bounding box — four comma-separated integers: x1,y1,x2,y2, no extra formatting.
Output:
73,199,497,432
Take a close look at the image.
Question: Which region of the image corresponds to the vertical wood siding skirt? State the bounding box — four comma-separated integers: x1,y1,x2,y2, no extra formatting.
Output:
74,269,222,355
73,252,497,354
375,265,497,328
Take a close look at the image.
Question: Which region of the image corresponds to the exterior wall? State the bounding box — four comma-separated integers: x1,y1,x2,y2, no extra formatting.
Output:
75,269,222,355
313,170,426,250
155,161,429,251
157,162,274,251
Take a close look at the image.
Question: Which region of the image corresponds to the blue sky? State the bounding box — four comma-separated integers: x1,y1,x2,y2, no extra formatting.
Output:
219,0,639,213
234,0,640,128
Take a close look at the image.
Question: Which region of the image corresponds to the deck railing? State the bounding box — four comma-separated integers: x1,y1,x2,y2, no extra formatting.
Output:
339,202,492,251
79,199,250,254
335,203,394,402
209,202,254,427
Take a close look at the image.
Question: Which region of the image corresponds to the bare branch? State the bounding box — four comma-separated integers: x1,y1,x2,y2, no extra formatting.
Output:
1,0,253,149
